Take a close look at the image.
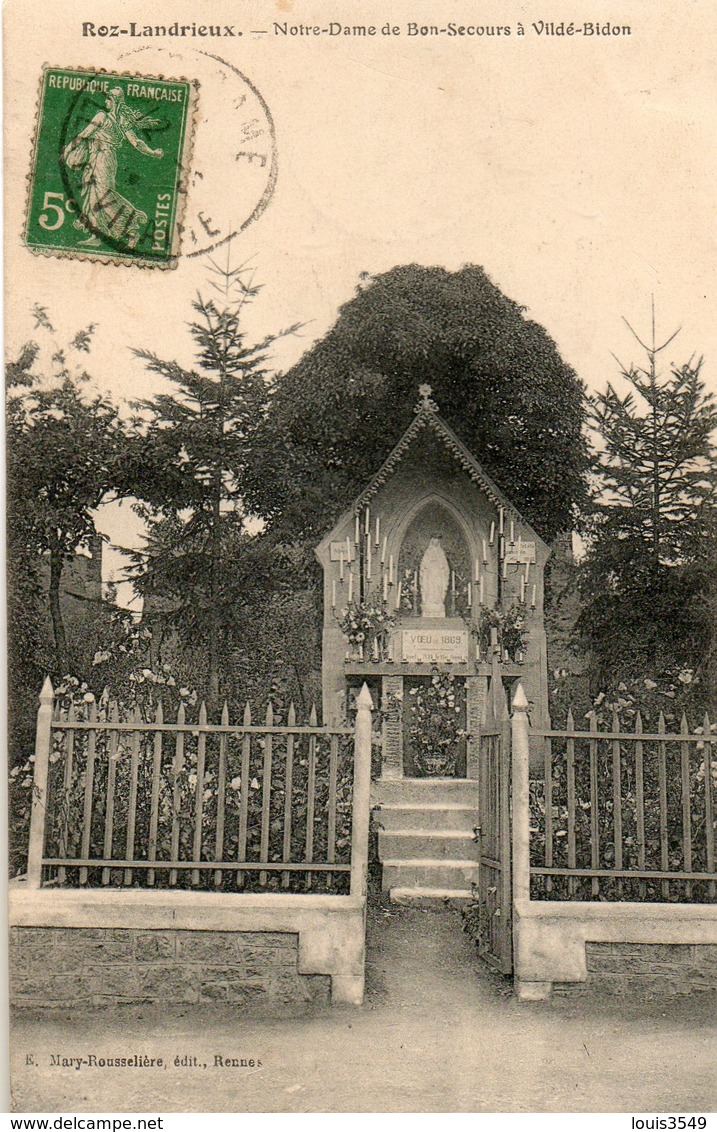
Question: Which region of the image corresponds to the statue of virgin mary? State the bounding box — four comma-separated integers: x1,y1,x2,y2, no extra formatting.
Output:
419,537,450,619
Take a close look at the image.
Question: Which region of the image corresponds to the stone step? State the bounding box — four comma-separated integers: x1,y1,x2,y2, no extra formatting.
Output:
372,778,479,807
375,802,478,833
389,887,476,909
382,858,479,891
378,830,479,861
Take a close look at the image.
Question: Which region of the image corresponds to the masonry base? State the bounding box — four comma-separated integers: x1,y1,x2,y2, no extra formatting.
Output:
9,885,367,1009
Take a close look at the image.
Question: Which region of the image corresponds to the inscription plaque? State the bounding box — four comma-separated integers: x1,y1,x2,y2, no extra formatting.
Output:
400,628,469,664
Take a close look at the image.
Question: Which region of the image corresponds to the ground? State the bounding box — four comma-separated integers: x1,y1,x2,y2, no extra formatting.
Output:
10,899,717,1113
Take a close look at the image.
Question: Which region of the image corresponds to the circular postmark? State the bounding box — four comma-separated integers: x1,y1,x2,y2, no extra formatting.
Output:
119,48,277,259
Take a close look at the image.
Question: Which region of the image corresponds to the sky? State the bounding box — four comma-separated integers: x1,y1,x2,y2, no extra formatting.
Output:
5,0,716,606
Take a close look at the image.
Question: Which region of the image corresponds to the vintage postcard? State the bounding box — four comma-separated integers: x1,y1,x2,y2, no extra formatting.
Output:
5,0,716,1116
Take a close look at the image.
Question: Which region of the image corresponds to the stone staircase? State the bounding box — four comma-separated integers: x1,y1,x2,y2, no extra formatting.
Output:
371,778,480,906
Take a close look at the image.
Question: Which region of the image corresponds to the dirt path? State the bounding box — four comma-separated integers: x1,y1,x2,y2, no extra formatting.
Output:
11,901,717,1112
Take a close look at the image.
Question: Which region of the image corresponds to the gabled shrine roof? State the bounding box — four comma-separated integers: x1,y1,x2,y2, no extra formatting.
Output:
349,385,548,548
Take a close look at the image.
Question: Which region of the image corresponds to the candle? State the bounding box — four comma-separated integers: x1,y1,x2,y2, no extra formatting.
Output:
375,516,381,548
367,540,372,580
346,535,351,562
499,507,504,536
451,570,456,594
502,559,507,579
395,581,402,611
524,561,530,583
510,519,515,545
339,550,345,581
382,535,387,563
389,554,394,584
474,558,480,583
520,577,526,603
332,580,337,608
479,576,484,604
383,572,388,602
531,583,537,608
348,571,353,603
489,521,495,545
467,582,472,607
373,637,379,661
355,514,360,544
482,537,488,563
365,508,370,535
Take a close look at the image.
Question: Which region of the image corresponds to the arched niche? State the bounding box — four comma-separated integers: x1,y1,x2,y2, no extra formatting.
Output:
397,498,472,615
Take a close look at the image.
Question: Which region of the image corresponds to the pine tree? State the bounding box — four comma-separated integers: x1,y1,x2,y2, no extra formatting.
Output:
127,260,300,707
579,308,717,698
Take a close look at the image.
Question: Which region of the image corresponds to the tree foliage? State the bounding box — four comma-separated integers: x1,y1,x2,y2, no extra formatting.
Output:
578,316,717,703
6,312,124,674
126,264,301,706
250,264,590,543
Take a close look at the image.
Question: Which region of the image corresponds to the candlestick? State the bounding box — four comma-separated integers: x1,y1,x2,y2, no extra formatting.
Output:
365,508,370,536
510,519,515,545
366,539,372,580
382,535,387,563
489,521,495,545
389,554,394,584
332,580,337,609
348,571,353,603
383,572,388,602
474,557,480,584
482,537,488,563
355,514,360,545
479,576,484,604
339,550,345,581
395,581,402,611
346,535,351,562
520,577,526,603
499,507,504,536
467,582,472,608
531,583,536,608
375,516,380,548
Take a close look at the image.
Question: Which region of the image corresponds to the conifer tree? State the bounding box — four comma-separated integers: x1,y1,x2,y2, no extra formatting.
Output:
579,309,717,697
128,259,299,707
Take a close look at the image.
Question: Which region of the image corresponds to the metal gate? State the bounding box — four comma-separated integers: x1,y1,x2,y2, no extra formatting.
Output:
476,693,513,974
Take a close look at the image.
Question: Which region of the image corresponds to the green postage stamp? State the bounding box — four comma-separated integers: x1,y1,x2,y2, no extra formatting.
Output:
25,67,196,268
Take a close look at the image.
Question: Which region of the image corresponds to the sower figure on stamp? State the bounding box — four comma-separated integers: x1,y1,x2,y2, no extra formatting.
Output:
62,87,163,249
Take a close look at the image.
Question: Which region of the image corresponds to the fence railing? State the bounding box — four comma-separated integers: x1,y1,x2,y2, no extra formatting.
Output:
26,678,374,897
529,709,716,903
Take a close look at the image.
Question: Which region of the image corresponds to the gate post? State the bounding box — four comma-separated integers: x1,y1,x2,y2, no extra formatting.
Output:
511,681,550,1000
350,682,374,899
510,682,531,906
27,677,54,889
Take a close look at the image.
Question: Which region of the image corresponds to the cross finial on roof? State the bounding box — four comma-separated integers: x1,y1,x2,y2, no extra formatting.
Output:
415,383,438,413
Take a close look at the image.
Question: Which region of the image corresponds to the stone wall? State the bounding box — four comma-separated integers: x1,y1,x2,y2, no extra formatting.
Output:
10,927,331,1009
555,942,717,998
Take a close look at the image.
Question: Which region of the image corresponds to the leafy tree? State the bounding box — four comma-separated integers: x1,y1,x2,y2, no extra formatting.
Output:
250,264,590,543
578,313,717,704
6,309,125,674
127,262,300,706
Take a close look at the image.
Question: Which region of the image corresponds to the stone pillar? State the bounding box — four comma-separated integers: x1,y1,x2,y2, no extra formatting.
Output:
465,675,488,779
381,674,404,779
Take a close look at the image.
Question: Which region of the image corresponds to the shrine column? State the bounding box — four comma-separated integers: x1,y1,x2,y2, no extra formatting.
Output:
465,675,488,779
381,674,404,779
